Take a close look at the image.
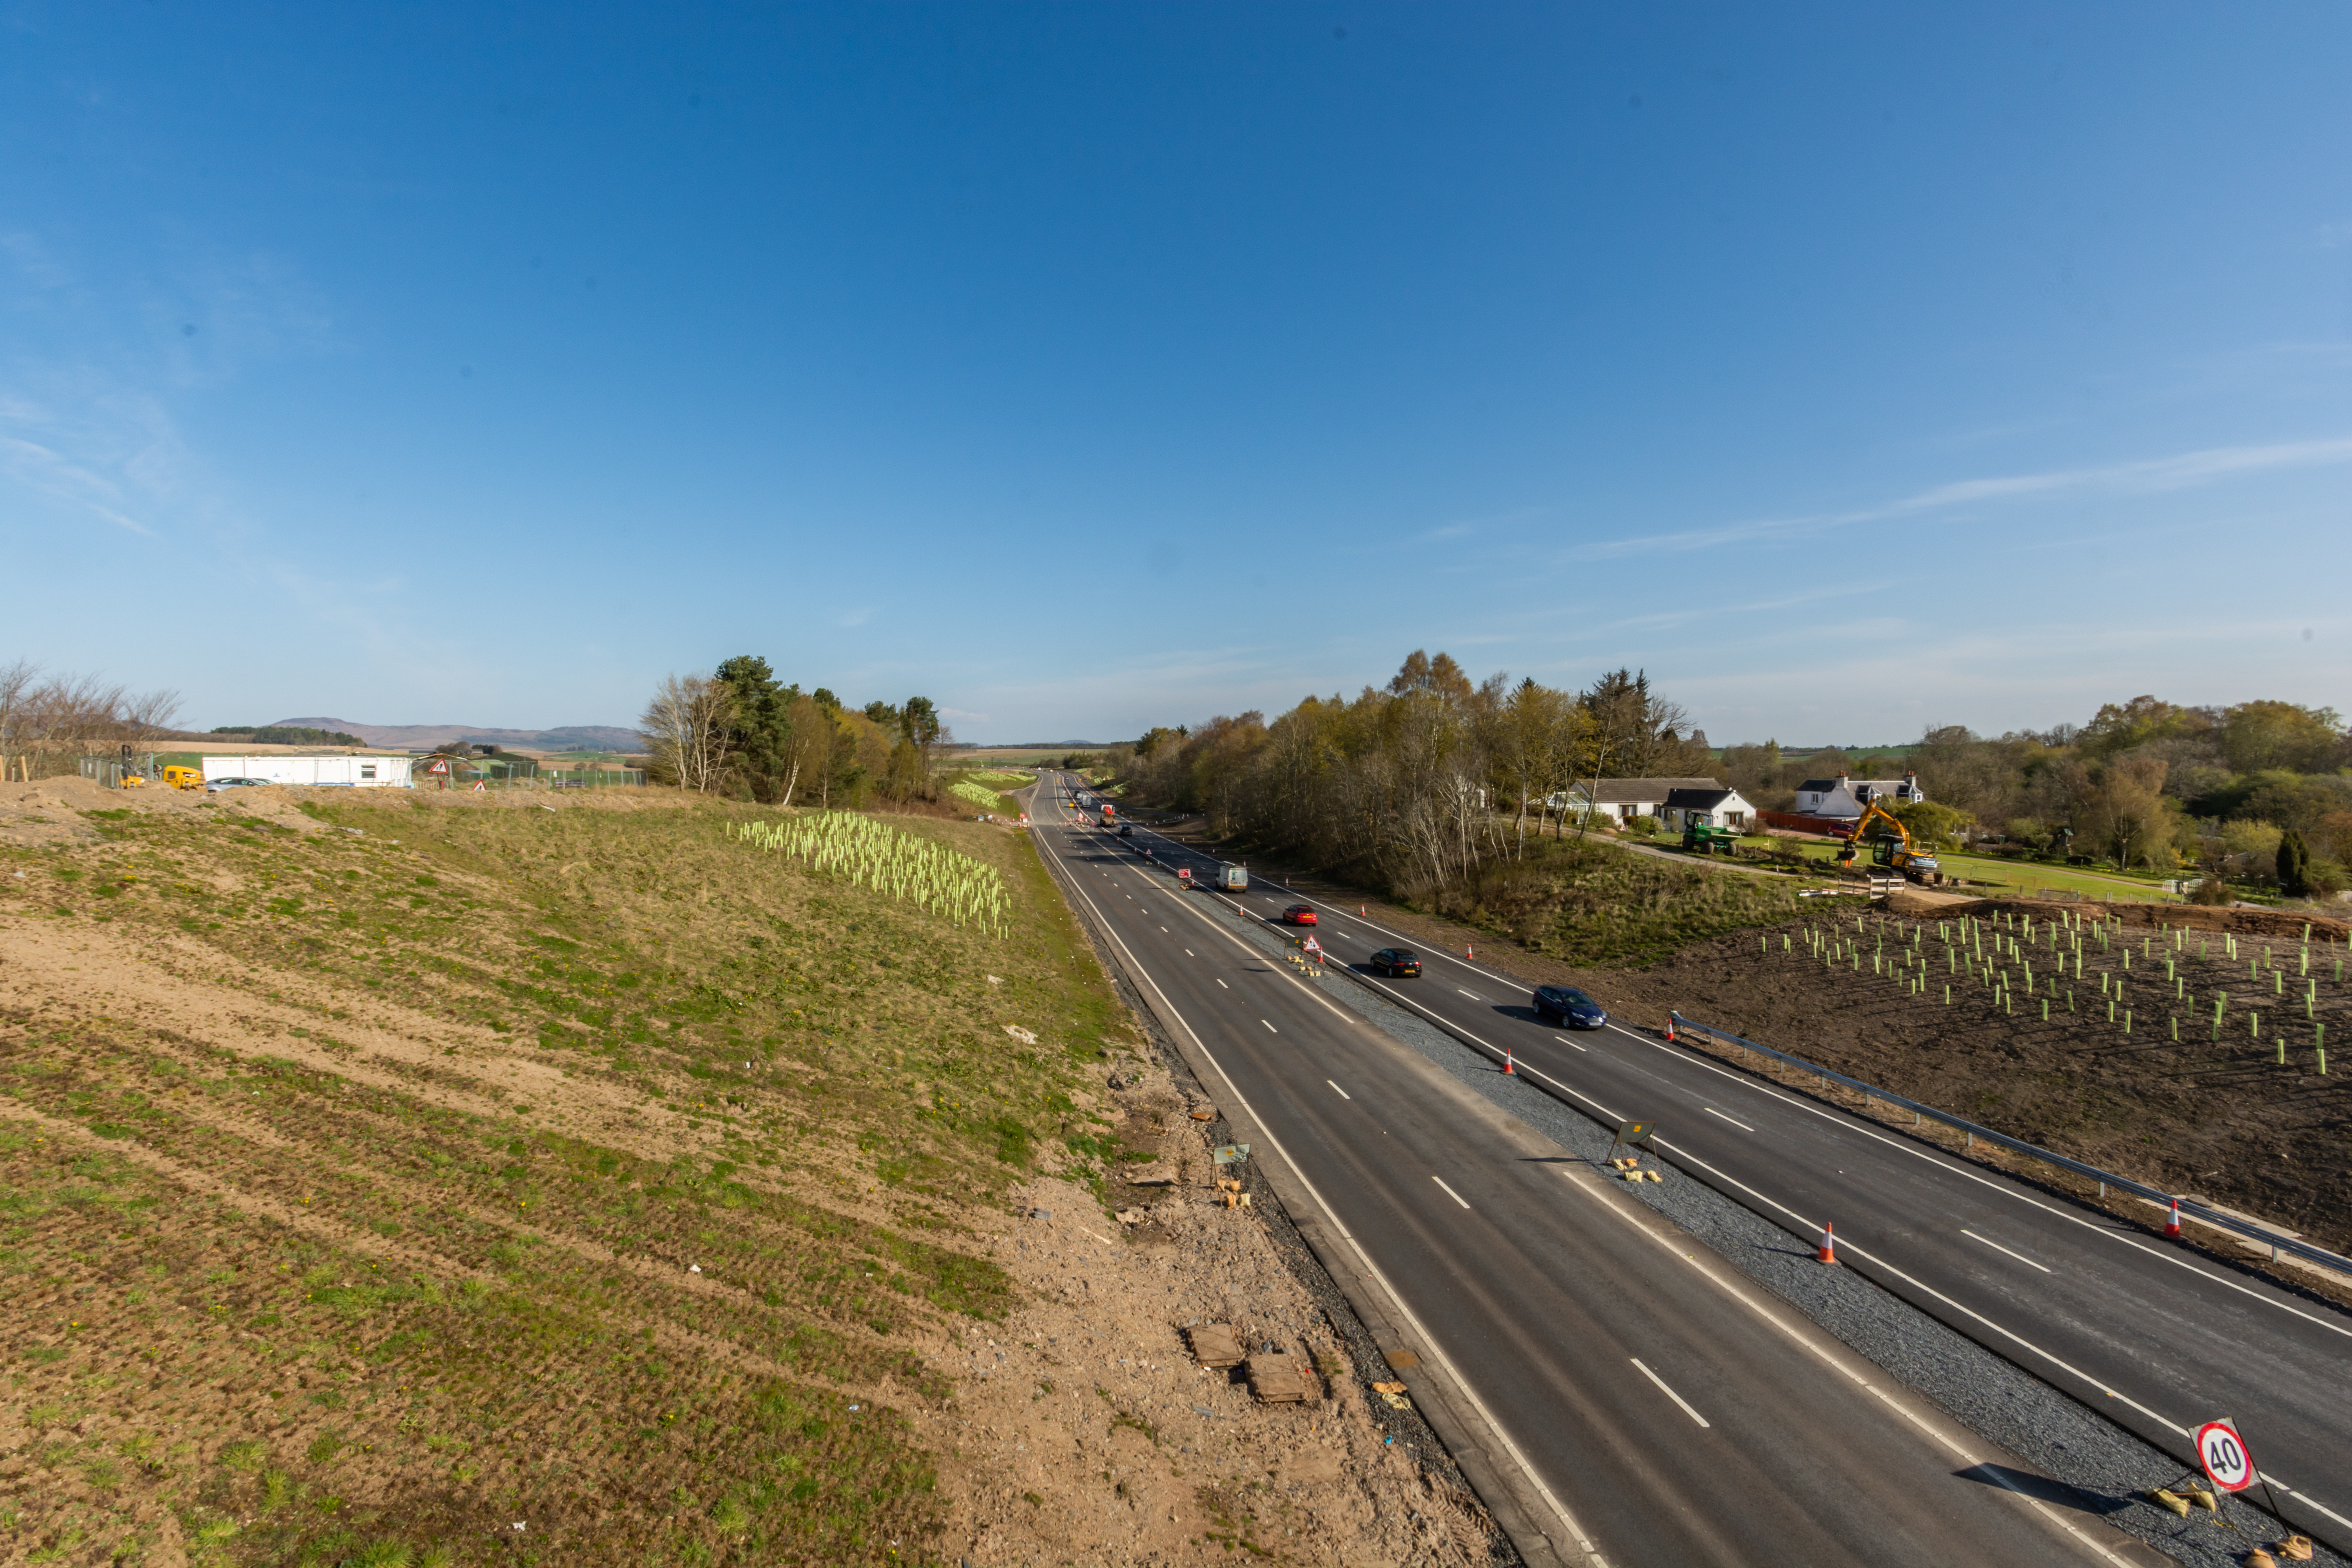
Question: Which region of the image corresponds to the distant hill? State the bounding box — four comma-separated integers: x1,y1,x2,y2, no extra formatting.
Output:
272,717,644,753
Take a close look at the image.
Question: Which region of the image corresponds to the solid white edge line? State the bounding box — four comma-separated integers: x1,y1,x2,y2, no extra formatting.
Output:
1629,1358,1711,1428
1702,1107,1756,1133
1432,1176,1471,1210
1964,1229,2054,1274
1041,780,2332,1550
1025,797,1609,1566
1606,1022,2352,1341
1327,1080,1352,1100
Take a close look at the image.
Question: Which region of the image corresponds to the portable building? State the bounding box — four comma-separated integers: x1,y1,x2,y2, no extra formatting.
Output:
202,754,414,788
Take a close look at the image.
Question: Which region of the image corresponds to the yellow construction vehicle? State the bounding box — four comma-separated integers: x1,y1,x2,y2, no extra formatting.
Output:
160,765,205,791
1835,800,1940,880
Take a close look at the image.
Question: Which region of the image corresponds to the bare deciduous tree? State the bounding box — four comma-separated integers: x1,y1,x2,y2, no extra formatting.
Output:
640,674,735,794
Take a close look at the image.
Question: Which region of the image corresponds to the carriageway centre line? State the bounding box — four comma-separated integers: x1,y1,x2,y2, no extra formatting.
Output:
1062,800,2352,1539
1035,785,2145,1567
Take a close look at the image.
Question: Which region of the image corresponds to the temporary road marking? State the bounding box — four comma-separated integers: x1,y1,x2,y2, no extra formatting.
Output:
1261,1020,1278,1034
1630,1359,1710,1428
1553,1035,1588,1052
1432,1177,1470,1210
1327,1080,1351,1100
1703,1107,1755,1132
1964,1230,2053,1274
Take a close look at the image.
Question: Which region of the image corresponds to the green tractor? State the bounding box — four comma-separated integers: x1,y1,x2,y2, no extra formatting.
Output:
1681,821,1742,857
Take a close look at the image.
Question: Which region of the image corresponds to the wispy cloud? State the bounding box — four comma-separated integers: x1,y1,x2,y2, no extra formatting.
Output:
1586,434,2352,559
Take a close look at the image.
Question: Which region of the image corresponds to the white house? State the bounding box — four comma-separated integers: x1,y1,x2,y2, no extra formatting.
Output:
1792,769,1924,820
1552,777,1727,824
203,754,414,788
1660,786,1756,831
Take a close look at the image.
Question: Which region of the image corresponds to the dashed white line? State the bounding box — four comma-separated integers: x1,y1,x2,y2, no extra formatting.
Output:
1432,1176,1471,1210
1964,1230,2053,1274
1184,949,1194,956
1327,1080,1351,1100
1553,1035,1587,1053
1457,988,1482,1000
1261,1020,1278,1034
1703,1107,1755,1132
1631,1359,1711,1428
1216,978,1228,989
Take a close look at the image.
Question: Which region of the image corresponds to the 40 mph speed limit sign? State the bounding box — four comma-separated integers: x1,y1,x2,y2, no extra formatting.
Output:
2194,1419,2257,1492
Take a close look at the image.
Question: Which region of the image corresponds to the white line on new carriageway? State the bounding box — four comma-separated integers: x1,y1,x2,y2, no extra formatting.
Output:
1964,1230,2053,1274
1703,1107,1755,1132
1432,1177,1470,1210
1631,1359,1711,1428
1327,1080,1352,1100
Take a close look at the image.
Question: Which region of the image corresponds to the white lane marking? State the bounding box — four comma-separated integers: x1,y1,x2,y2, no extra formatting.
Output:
1432,1176,1470,1210
1327,1080,1352,1100
1216,978,1228,989
1553,1035,1588,1053
1608,1023,2352,1341
1261,1020,1278,1034
1630,1358,1711,1428
1161,926,1169,933
1021,827,1612,1565
1184,949,1194,957
1964,1230,2053,1274
1457,988,1482,1000
1703,1107,1755,1132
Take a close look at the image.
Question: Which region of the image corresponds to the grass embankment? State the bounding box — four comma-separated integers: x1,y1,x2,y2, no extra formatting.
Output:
944,771,1033,819
0,788,1123,1565
1422,832,1837,966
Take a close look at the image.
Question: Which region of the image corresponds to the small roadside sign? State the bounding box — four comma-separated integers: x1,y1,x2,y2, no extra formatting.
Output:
2195,1419,2257,1492
1301,936,1321,953
1211,1144,1251,1165
427,758,450,775
1608,1120,1658,1161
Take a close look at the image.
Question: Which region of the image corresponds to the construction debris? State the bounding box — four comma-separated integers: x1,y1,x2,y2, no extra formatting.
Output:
1184,1322,1244,1369
1244,1350,1314,1405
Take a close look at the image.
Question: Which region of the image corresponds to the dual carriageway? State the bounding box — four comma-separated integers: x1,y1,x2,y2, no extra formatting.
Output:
1026,773,2352,1567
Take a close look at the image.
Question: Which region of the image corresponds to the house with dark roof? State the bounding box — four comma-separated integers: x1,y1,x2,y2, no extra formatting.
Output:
1660,786,1755,831
1552,777,1728,824
1792,769,1926,820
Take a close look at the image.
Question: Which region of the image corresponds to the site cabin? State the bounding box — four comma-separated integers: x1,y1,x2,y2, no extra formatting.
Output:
202,754,415,788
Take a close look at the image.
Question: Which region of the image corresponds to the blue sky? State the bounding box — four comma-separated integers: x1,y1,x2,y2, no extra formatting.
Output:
5,3,2349,745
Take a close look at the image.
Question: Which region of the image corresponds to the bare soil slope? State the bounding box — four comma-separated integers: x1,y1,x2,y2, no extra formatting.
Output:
0,788,1488,1566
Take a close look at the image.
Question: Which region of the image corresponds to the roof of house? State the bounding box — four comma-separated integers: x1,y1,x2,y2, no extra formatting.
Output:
1796,779,1842,793
1662,787,1744,809
1574,777,1724,805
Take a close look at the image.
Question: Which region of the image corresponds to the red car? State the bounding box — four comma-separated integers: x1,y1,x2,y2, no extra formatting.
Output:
1279,904,1317,926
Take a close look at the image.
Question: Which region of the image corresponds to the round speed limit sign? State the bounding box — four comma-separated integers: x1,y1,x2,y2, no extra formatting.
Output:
2194,1419,2256,1493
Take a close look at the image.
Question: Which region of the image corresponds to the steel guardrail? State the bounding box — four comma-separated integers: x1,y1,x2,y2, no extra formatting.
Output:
1668,1011,2352,1280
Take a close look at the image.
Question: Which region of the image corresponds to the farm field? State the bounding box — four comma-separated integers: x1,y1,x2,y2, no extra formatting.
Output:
0,779,1491,1566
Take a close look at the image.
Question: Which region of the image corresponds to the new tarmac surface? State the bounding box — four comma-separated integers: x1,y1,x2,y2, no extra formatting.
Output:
1058,783,2352,1556
1028,779,2156,1568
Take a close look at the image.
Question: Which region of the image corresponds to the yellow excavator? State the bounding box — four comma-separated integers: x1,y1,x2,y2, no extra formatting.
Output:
1835,800,1940,881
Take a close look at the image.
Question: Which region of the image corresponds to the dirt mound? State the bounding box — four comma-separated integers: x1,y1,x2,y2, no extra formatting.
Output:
1891,890,2348,943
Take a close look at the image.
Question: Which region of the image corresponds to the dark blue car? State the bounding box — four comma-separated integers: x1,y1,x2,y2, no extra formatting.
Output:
1533,985,1607,1029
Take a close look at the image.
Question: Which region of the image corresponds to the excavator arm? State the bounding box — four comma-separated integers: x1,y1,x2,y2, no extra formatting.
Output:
1835,800,1939,877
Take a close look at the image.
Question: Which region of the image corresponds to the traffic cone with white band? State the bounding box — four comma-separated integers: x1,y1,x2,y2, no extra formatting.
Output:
1818,1221,1838,1265
2163,1198,2182,1238
1502,1049,1515,1076
1665,1014,1677,1044
1466,944,1475,960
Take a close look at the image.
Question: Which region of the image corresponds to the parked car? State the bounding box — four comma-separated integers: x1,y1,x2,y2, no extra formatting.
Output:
1278,904,1317,926
1532,985,1608,1029
205,777,273,791
1368,948,1421,977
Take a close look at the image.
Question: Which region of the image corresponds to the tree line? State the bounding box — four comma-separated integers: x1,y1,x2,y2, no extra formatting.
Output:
1109,652,1712,899
638,656,955,807
0,660,183,781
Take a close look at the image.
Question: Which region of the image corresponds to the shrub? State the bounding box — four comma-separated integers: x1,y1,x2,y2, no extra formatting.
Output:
2278,828,2314,898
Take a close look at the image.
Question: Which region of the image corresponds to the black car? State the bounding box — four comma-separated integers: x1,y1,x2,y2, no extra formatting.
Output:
1533,985,1608,1029
1368,948,1421,977
1117,822,1133,837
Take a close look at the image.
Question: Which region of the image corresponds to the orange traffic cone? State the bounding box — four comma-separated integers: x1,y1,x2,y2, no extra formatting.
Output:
1665,1015,1677,1043
1502,1050,1515,1075
1818,1221,1838,1265
2163,1198,2182,1239
1466,944,1474,960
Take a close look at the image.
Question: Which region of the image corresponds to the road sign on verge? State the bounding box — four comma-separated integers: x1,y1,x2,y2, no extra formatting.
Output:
1210,1144,1251,1165
1301,936,1321,953
1607,1120,1658,1161
2195,1419,2256,1492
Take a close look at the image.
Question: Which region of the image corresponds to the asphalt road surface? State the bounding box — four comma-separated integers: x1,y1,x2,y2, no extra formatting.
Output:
1057,782,2352,1555
1029,777,2159,1568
